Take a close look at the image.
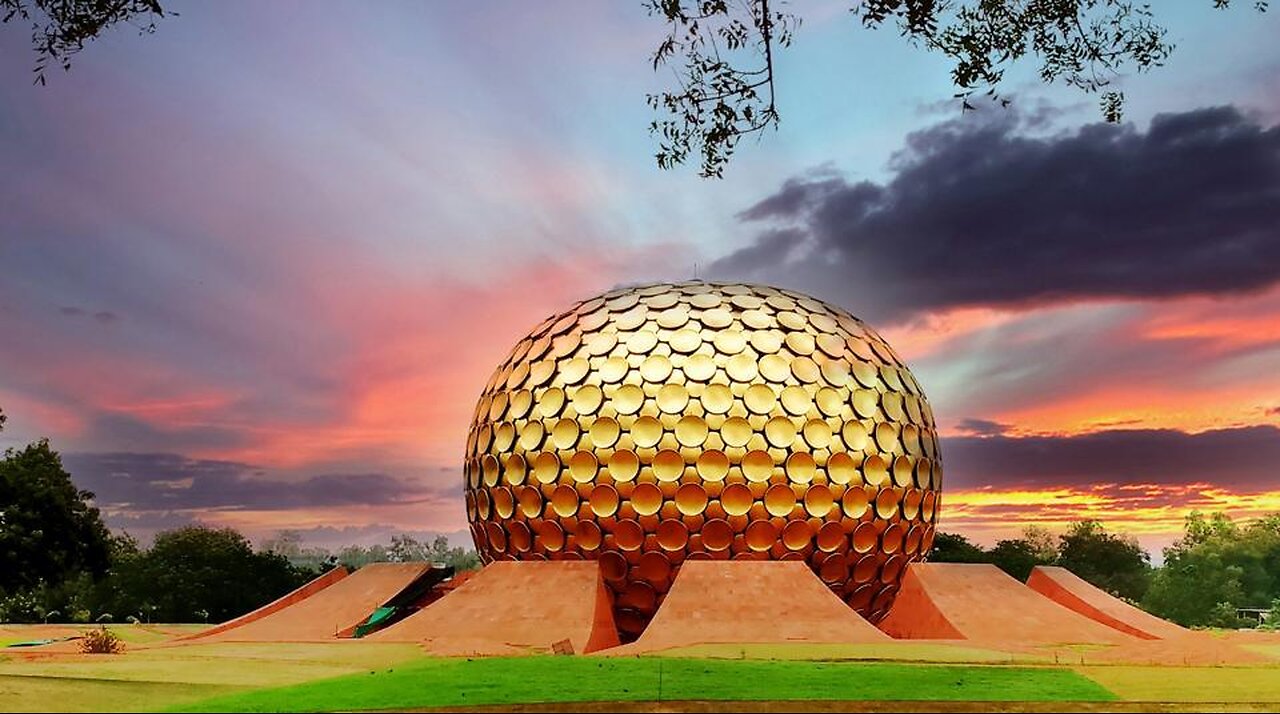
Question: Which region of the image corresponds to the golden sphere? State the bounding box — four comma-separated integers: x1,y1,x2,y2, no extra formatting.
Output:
464,281,942,639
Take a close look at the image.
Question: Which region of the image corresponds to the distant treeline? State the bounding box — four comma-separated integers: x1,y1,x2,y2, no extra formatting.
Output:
2,409,1276,626
929,515,1280,628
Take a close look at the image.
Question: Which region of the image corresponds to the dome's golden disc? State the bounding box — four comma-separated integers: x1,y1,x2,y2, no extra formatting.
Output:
590,417,621,448
533,451,560,485
842,485,870,518
785,452,816,484
551,484,580,517
569,450,598,483
632,483,663,516
722,416,753,448
675,415,709,447
590,484,620,518
742,450,774,482
827,452,858,485
721,483,753,516
652,449,684,482
695,449,730,481
552,418,580,450
613,384,645,415
802,419,833,449
759,354,790,383
780,385,812,415
682,354,717,382
657,384,689,414
764,484,797,517
632,416,664,448
744,384,778,414
764,416,798,448
640,355,673,382
608,449,640,481
702,518,734,551
713,330,747,355
701,384,734,414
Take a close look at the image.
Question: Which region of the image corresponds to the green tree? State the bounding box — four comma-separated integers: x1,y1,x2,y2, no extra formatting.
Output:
100,525,310,622
926,531,988,563
426,535,481,572
988,538,1048,581
1056,520,1151,601
0,438,112,594
1144,512,1280,627
336,534,479,572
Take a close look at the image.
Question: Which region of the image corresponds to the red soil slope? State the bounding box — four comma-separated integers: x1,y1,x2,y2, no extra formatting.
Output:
180,567,349,641
1026,565,1188,640
877,563,1134,645
621,560,888,654
194,562,430,642
368,561,619,656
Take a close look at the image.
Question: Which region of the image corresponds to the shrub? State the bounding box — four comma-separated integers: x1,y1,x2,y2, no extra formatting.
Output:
78,626,124,654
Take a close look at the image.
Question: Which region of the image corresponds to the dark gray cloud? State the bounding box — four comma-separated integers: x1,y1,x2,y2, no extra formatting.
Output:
953,418,1011,437
63,452,447,512
711,106,1280,320
942,425,1280,491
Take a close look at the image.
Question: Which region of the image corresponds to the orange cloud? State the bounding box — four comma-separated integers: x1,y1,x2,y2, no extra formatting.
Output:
940,483,1280,549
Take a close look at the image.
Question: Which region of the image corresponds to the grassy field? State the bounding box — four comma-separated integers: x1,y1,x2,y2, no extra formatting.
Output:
0,624,204,648
3,638,1279,712
173,657,1116,712
1077,665,1280,703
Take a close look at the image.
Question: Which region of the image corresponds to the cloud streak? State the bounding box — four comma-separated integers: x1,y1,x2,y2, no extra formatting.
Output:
941,425,1280,491
64,451,450,512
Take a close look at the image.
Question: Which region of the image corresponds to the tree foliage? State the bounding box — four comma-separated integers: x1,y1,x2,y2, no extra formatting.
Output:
97,525,313,623
647,0,798,178
1056,519,1150,601
927,531,989,563
335,533,480,572
1143,512,1280,627
649,0,1268,176
930,521,1149,599
0,0,169,85
0,438,112,594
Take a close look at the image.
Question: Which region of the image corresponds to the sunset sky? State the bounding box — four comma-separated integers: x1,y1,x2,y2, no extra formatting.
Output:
1,1,1277,557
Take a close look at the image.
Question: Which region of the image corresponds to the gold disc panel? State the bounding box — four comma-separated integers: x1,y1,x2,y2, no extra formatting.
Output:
463,281,942,640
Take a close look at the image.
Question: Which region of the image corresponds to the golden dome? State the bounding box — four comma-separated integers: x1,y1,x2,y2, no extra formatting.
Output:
463,281,941,639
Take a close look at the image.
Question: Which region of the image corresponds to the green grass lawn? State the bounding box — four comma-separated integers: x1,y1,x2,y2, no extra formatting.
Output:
653,642,1039,664
173,657,1117,712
